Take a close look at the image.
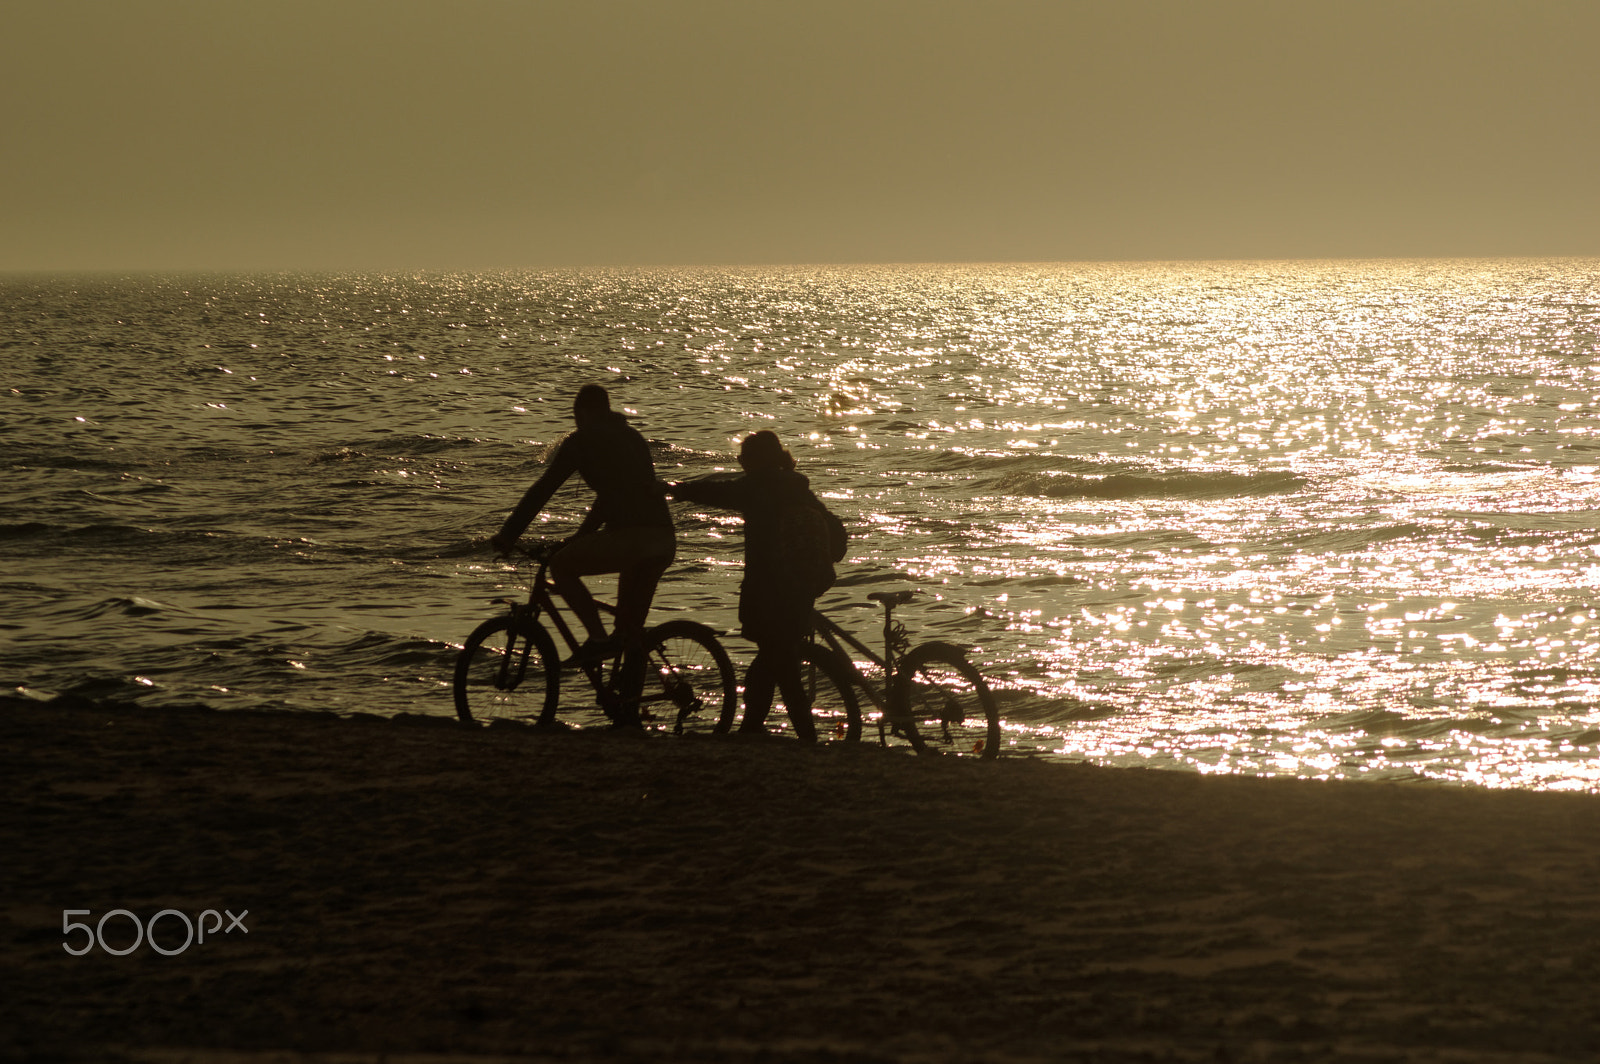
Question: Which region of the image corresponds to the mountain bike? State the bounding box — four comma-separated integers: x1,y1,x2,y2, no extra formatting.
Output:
453,541,737,734
745,590,1003,757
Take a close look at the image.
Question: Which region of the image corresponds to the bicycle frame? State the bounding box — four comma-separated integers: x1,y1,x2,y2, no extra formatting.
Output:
497,546,623,699
807,595,913,717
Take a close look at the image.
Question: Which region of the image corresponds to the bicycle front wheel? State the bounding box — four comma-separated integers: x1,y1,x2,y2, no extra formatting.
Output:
890,641,1001,758
454,616,561,726
742,644,862,743
799,644,862,743
638,620,738,736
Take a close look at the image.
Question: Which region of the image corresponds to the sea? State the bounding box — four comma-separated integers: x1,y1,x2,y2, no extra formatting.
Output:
5,259,1600,791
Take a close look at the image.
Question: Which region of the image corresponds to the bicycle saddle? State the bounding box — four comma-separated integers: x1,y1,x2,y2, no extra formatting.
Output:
868,590,916,607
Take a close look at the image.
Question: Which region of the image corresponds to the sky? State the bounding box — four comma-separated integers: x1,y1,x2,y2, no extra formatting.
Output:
3,0,1597,272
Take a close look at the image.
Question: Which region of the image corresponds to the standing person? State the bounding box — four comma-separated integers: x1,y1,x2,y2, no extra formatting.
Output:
668,430,841,743
489,384,675,665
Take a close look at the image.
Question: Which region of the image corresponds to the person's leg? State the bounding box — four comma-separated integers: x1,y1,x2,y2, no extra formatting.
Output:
769,640,817,743
609,556,671,720
550,528,668,643
613,556,669,643
741,644,777,733
556,526,673,645
548,557,607,641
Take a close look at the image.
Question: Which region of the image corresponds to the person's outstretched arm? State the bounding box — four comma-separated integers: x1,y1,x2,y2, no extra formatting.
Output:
667,475,750,512
490,437,580,551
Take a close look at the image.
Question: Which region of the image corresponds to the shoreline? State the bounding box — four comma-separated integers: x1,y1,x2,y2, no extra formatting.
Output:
5,697,1600,1062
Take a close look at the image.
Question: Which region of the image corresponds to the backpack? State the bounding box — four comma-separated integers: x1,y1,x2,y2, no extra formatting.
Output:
778,499,849,599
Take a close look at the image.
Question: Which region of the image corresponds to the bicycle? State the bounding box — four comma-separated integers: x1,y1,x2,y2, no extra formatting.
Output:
740,589,1003,758
453,540,738,734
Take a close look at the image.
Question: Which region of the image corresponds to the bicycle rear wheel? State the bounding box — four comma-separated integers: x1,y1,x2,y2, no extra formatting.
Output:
890,641,1001,758
638,620,738,736
454,615,561,726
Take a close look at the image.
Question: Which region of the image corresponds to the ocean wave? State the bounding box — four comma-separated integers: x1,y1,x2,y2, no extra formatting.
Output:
326,631,456,671
992,469,1308,500
0,523,265,562
311,434,486,464
1311,706,1577,745
7,453,134,472
379,434,484,455
1283,519,1600,554
923,450,1117,475
76,595,170,619
0,522,58,540
38,595,229,637
25,522,159,542
1281,522,1441,552
1352,469,1571,498
309,447,369,464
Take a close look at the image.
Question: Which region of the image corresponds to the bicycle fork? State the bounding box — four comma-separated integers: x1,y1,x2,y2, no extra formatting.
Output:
495,620,536,694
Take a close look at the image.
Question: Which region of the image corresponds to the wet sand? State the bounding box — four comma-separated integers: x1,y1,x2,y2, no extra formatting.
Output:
5,697,1600,1063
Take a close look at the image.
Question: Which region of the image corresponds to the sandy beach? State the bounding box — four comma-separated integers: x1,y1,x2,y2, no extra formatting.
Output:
5,697,1600,1063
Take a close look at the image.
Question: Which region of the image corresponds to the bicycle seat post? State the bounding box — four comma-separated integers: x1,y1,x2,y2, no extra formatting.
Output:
882,601,897,672
867,590,915,671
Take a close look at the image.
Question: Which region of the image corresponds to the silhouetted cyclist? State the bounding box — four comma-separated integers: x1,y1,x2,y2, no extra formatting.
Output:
490,384,675,672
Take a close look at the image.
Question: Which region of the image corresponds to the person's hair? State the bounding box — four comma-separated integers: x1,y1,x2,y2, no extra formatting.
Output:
573,384,611,414
740,430,795,472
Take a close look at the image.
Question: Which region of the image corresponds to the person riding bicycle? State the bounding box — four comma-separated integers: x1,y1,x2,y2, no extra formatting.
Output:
489,385,675,668
667,430,835,743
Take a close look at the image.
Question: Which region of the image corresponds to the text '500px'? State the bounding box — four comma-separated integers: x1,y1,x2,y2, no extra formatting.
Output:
63,909,249,956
